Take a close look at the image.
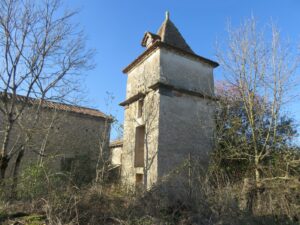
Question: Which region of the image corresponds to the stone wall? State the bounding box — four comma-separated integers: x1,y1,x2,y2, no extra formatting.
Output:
121,92,160,189
157,49,216,178
121,62,161,189
160,48,214,96
0,104,111,183
111,145,122,165
157,90,215,177
121,47,163,189
125,49,160,99
121,45,216,190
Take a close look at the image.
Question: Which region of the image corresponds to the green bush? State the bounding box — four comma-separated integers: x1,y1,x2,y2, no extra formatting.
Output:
16,163,67,200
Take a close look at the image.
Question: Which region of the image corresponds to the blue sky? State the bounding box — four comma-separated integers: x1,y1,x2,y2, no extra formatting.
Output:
67,0,300,140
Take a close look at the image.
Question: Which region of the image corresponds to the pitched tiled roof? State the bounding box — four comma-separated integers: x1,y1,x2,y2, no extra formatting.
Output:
0,92,111,120
157,15,194,54
123,12,219,74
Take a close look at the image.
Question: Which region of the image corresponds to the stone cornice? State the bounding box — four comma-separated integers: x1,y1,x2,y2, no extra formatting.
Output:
123,41,219,74
119,92,145,107
149,82,218,101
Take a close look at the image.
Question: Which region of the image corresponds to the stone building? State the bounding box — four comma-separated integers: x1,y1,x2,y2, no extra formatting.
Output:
110,12,219,189
0,94,112,182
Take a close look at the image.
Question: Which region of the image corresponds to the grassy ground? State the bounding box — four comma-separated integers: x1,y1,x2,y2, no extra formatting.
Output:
0,182,299,225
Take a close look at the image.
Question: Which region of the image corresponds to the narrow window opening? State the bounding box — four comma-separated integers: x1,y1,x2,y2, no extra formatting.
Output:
134,125,145,167
136,173,144,189
137,99,144,118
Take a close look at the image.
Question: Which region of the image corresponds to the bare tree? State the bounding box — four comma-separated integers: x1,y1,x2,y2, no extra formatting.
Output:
216,17,300,210
0,0,93,182
95,93,113,188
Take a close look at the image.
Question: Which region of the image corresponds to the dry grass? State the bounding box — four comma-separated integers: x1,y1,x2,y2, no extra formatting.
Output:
0,169,299,224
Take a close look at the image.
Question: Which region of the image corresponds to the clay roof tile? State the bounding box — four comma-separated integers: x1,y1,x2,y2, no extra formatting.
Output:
0,92,111,120
156,12,194,54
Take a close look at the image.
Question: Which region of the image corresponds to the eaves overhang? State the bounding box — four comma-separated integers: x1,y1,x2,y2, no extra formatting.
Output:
123,41,219,74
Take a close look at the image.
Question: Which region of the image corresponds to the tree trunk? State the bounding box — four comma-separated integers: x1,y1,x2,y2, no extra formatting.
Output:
0,124,13,181
10,146,25,198
254,158,262,212
240,178,255,214
0,155,9,180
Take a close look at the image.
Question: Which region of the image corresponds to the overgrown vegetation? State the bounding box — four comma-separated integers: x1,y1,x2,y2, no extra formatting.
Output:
1,160,299,224
0,0,299,224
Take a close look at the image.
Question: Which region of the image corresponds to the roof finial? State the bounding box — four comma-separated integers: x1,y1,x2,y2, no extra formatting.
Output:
165,11,170,20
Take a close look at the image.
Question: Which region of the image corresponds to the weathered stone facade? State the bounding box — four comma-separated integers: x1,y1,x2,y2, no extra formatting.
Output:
0,97,111,182
110,140,123,166
112,13,219,190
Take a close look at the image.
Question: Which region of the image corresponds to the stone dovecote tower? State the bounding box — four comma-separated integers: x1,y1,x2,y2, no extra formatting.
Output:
120,12,219,190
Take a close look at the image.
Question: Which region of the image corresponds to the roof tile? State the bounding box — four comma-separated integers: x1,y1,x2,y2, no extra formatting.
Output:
156,15,194,54
0,92,110,120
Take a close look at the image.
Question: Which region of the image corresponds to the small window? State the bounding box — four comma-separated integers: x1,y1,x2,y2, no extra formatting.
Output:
136,173,144,189
137,100,144,118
